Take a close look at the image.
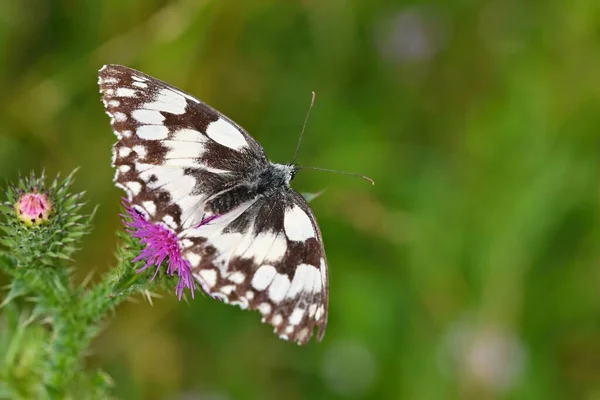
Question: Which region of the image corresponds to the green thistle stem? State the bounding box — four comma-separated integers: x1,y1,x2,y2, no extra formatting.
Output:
0,170,157,397
44,258,143,394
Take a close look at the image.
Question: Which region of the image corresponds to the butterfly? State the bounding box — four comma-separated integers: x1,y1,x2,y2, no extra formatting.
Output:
99,65,328,345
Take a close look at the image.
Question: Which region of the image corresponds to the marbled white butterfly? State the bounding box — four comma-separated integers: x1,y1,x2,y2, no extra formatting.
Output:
99,65,330,345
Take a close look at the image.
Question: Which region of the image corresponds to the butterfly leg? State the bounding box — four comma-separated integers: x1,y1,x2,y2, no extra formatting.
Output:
196,213,220,228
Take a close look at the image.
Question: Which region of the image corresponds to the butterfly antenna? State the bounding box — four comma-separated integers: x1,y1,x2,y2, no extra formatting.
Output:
297,166,375,185
291,91,316,164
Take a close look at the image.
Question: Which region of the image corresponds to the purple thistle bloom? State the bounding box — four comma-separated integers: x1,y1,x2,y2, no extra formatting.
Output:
122,200,195,300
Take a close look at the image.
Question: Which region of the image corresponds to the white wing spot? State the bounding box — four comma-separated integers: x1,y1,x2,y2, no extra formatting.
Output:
125,181,142,196
308,304,317,317
258,302,271,315
220,285,236,295
144,88,187,115
137,125,169,140
142,201,156,215
251,265,277,291
206,231,242,266
245,291,255,300
186,252,201,267
227,271,246,284
132,145,147,158
206,118,247,151
199,269,217,287
163,140,205,164
108,99,120,107
271,314,283,326
132,81,148,88
315,306,324,320
297,328,309,342
118,147,132,158
287,264,319,298
289,308,305,325
162,215,177,229
113,112,127,122
235,232,286,263
115,88,136,98
319,257,327,293
268,273,291,303
265,234,287,262
132,109,165,125
118,165,131,174
283,205,315,241
234,232,269,260
132,75,147,82
172,128,206,142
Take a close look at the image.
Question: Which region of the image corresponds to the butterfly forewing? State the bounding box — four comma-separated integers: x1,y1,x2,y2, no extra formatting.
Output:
99,65,329,344
99,64,268,231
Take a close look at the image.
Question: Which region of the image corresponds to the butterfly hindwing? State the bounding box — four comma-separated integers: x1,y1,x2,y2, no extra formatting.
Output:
99,64,268,231
180,190,328,344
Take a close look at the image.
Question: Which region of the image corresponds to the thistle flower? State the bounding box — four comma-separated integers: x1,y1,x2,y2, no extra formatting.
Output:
15,192,53,226
121,200,195,300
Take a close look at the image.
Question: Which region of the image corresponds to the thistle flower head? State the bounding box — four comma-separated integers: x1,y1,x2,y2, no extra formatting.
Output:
122,201,195,300
15,192,53,226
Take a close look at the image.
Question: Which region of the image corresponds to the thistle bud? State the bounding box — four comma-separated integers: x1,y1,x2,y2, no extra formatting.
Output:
15,192,52,226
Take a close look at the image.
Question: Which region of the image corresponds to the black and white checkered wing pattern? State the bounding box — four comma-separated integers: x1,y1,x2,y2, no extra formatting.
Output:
180,190,328,345
100,65,329,345
99,64,268,231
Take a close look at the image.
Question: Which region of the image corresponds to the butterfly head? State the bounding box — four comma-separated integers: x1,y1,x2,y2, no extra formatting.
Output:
287,164,299,181
271,163,297,185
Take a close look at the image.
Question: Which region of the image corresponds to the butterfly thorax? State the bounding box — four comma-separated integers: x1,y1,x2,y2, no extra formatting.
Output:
204,163,296,215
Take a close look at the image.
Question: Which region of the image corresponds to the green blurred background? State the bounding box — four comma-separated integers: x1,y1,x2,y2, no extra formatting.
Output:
1,0,600,399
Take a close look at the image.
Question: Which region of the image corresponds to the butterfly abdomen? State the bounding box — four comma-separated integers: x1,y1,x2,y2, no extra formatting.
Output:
205,184,256,214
